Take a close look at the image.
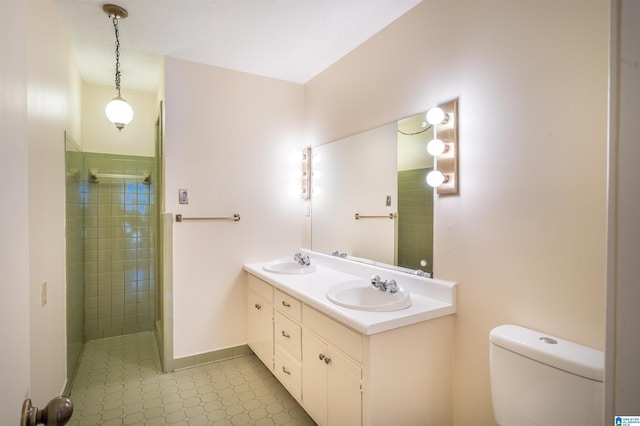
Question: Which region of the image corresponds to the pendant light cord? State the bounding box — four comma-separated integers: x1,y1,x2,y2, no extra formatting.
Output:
112,15,122,97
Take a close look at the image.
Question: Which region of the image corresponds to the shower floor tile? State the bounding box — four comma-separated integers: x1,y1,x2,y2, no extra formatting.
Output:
67,332,315,425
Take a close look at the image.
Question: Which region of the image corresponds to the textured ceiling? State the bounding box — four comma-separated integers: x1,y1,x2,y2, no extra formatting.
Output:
54,0,421,92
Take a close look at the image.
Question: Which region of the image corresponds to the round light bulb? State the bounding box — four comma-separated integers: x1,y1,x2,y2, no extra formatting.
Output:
105,95,134,131
427,138,447,156
426,170,447,187
426,107,447,125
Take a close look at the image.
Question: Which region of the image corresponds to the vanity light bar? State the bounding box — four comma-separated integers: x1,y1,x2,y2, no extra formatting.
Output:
430,99,459,195
301,146,311,200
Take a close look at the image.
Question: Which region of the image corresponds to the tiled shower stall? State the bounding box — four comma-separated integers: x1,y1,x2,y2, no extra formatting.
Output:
65,136,158,380
83,152,156,340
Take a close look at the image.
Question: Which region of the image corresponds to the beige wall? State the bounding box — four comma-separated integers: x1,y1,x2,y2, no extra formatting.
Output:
25,0,81,410
164,58,305,358
0,1,31,423
606,0,640,418
82,82,157,156
0,2,82,419
304,1,609,424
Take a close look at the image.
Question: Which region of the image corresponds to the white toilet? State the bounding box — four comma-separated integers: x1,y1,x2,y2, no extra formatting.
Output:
489,324,604,426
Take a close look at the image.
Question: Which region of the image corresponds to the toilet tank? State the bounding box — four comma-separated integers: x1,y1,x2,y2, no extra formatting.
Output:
489,324,604,426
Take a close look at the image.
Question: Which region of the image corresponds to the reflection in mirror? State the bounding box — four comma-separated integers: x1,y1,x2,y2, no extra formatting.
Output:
311,112,435,276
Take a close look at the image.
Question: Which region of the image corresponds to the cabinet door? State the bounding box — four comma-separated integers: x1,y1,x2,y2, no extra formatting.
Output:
303,330,362,426
247,290,273,370
302,330,328,425
327,348,362,426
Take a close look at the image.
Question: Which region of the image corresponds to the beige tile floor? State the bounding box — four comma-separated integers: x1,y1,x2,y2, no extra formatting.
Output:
66,332,315,426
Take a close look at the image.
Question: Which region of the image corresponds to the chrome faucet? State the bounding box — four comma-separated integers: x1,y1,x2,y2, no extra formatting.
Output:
414,269,432,278
370,275,399,293
294,252,311,266
370,274,383,289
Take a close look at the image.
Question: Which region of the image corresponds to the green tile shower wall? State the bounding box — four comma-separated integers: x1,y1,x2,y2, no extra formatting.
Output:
397,168,434,273
65,136,85,383
83,153,156,340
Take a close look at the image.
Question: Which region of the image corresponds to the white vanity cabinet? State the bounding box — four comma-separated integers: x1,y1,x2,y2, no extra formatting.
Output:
246,274,274,371
246,272,454,425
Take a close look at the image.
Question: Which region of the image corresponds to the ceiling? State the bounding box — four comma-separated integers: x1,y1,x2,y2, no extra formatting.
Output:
54,0,421,93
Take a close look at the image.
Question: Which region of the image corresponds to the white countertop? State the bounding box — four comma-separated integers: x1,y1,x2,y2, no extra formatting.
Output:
243,250,457,335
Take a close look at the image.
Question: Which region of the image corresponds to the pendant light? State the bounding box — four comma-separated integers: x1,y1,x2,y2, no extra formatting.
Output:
103,4,133,131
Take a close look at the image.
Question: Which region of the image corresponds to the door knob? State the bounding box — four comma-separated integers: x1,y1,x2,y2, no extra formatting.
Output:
21,396,73,426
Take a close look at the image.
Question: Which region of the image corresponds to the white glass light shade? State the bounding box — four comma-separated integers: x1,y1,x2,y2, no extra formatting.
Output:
426,170,447,187
105,96,134,130
427,138,447,156
426,107,447,125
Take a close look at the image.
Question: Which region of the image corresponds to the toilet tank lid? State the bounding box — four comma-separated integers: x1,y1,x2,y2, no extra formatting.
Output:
490,324,604,382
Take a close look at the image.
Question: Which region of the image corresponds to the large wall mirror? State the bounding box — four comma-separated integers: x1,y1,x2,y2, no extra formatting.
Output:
311,112,435,276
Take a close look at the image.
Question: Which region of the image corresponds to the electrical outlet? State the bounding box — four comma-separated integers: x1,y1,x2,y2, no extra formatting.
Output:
41,281,47,306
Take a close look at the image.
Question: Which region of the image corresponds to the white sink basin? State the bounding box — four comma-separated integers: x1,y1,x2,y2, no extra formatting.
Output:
263,258,316,274
326,279,412,312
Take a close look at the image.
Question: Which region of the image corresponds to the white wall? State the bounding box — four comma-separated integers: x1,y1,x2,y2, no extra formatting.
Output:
164,58,305,358
82,82,156,156
26,0,79,406
0,1,31,423
304,1,609,424
606,0,640,418
1,0,79,420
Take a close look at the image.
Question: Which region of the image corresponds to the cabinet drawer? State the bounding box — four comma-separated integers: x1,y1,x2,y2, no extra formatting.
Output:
274,289,302,322
303,305,363,363
248,274,273,303
275,311,301,360
274,347,302,401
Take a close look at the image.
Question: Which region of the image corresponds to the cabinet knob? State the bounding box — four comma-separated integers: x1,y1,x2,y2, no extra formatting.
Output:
281,330,290,338
319,353,331,364
282,366,291,375
281,301,291,308
254,303,262,310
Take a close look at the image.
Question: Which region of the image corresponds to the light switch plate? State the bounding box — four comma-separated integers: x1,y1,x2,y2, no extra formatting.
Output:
179,189,189,204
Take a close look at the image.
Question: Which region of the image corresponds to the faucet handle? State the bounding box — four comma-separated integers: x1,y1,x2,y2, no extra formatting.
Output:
370,274,381,288
387,279,398,293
